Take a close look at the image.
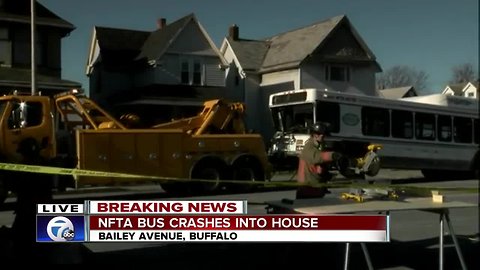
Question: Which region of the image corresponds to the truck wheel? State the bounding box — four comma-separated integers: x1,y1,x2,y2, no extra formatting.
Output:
192,166,222,193
191,158,228,194
231,157,264,192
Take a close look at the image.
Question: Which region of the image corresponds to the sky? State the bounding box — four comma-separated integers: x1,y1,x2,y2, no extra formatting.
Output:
39,0,479,95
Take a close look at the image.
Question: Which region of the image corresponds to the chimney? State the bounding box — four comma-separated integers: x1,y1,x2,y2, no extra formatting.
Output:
229,24,239,40
157,18,167,29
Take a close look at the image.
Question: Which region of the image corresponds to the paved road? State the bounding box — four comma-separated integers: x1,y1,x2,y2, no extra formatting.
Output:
0,170,478,268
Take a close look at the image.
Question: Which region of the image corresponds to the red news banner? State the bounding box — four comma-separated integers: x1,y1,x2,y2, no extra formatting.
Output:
85,200,389,242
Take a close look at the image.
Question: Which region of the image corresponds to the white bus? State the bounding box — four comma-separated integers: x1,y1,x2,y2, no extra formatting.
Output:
268,88,479,179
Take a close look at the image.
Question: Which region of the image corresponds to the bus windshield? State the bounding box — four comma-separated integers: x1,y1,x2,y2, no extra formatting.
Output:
271,104,314,133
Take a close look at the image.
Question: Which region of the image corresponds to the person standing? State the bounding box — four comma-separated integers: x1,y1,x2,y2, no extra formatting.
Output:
296,122,341,199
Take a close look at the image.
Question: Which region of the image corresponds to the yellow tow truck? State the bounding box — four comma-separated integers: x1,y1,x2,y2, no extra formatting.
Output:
0,90,271,204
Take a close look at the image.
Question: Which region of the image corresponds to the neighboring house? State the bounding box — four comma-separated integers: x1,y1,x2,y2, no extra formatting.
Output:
86,13,227,126
379,86,417,99
442,82,467,96
0,0,81,95
461,81,479,99
442,81,479,99
219,15,382,140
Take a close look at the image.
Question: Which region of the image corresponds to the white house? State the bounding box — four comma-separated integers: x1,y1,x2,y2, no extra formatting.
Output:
220,15,382,140
461,81,479,99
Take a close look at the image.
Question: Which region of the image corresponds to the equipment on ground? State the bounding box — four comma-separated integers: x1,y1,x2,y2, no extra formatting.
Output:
341,188,400,203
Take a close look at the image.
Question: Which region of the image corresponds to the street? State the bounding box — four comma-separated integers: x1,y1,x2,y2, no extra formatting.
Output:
0,169,478,268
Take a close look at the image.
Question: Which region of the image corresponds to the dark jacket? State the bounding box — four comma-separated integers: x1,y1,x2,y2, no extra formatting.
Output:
297,137,335,184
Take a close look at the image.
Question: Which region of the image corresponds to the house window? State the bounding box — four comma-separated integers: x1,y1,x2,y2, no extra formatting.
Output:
467,92,474,97
325,65,350,82
180,59,204,85
0,27,11,66
181,61,189,84
193,61,202,85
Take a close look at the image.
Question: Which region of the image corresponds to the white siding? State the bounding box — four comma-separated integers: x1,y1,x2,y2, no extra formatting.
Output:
222,45,237,66
301,64,376,96
442,87,456,96
463,85,478,99
168,21,216,55
261,69,298,87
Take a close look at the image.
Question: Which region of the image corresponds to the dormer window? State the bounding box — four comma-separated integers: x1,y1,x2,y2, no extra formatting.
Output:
326,64,350,82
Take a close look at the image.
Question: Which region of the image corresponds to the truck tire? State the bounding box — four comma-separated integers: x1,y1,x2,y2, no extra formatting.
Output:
231,156,264,192
191,158,228,193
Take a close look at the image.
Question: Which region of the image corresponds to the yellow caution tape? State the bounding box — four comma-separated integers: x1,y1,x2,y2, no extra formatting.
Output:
0,162,477,193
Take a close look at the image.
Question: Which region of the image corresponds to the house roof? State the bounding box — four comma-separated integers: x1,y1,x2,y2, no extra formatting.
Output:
95,26,150,52
0,0,74,32
89,13,224,71
379,86,416,99
224,15,380,74
402,93,478,111
226,38,269,72
464,81,479,90
136,14,195,61
262,15,345,71
443,82,467,95
0,67,81,91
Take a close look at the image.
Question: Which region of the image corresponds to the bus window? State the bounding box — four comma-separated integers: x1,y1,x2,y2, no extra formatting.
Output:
415,113,435,140
362,107,389,137
271,104,314,133
316,101,340,133
391,110,413,139
474,119,479,144
437,115,452,142
453,117,472,143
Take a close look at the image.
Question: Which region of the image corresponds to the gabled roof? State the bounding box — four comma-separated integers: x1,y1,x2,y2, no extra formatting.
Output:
95,26,150,51
402,93,479,111
86,26,150,73
225,38,269,72
442,82,467,95
136,14,195,61
462,81,479,90
136,13,223,63
87,13,225,74
262,15,344,71
222,15,380,74
379,86,417,99
0,0,74,32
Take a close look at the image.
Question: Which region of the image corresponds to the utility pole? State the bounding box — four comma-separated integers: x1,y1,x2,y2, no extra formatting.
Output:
31,0,36,95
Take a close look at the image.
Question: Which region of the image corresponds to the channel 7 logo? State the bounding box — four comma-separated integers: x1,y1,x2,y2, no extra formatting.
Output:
37,216,85,242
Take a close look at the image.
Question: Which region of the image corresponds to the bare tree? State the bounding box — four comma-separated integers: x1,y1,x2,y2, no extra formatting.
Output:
450,63,476,84
376,65,429,92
